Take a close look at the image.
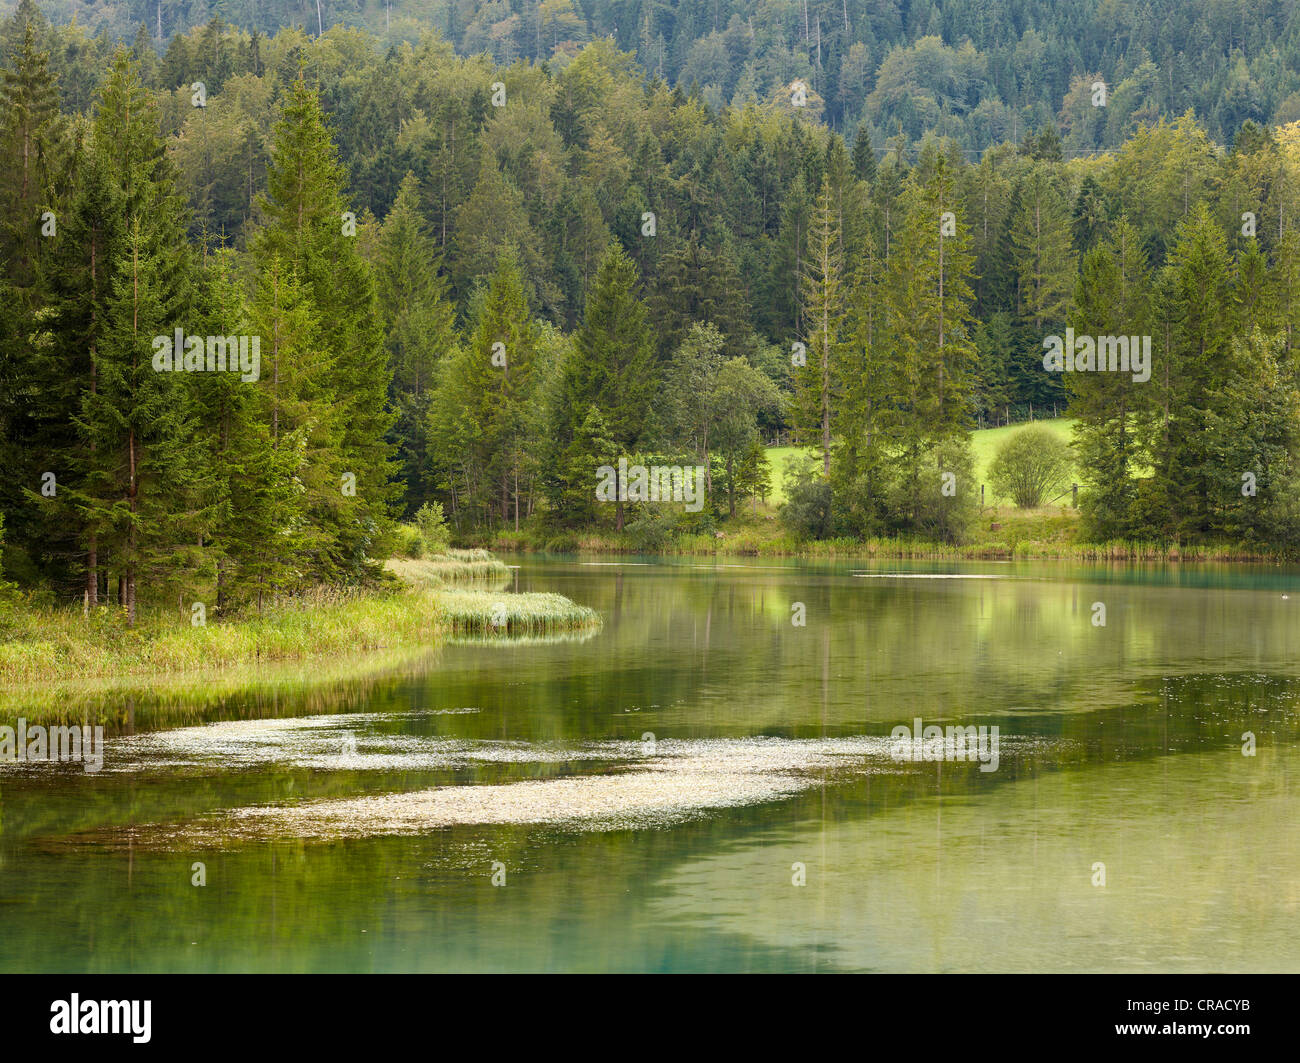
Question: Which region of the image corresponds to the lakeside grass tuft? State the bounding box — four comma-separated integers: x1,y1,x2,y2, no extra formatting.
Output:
384,552,510,586
434,589,601,637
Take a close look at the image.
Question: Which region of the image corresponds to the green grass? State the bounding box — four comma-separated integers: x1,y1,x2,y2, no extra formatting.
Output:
434,589,601,637
0,645,442,725
0,587,447,686
384,551,510,586
969,418,1076,496
763,445,804,506
0,553,600,703
765,418,1078,506
527,519,1280,562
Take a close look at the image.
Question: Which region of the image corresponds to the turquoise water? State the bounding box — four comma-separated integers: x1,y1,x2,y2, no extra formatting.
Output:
1,557,1297,971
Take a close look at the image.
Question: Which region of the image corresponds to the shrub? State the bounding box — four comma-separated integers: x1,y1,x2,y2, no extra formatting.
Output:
626,506,678,550
390,523,426,558
885,439,979,543
780,455,834,539
414,502,452,554
544,532,580,553
988,425,1074,508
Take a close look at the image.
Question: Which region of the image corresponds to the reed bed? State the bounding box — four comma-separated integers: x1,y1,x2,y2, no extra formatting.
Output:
0,591,442,685
0,645,441,726
434,590,602,637
385,552,510,585
477,526,1291,564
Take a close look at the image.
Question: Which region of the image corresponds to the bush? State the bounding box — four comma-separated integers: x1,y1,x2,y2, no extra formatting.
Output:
988,425,1074,508
626,506,679,551
544,532,580,553
390,523,426,558
413,502,452,554
884,439,979,543
779,455,834,539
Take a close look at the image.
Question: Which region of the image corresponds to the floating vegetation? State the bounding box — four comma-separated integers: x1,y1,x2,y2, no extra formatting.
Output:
446,628,602,648
61,724,1042,848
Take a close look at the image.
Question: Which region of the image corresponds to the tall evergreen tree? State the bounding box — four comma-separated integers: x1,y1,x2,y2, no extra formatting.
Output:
793,175,844,476
254,74,395,580
376,171,457,516
555,244,654,530
1069,217,1152,539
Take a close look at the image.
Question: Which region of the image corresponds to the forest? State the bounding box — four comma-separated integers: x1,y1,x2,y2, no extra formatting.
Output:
15,0,1300,146
4,0,1300,625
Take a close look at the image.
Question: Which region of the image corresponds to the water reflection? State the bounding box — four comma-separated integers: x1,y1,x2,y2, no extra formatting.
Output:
0,557,1297,972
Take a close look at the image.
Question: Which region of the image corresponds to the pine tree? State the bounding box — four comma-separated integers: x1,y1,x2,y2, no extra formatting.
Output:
1010,166,1075,407
833,242,890,536
1145,203,1236,539
429,253,538,529
794,175,844,476
556,405,618,528
767,172,813,339
0,20,63,292
1069,217,1152,539
81,215,195,626
255,73,395,580
558,244,654,530
42,145,123,605
375,171,457,516
242,253,340,603
877,144,977,532
62,52,195,624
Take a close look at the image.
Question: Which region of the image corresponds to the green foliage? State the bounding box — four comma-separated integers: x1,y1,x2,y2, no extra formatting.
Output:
988,424,1075,508
10,4,1300,615
780,455,833,541
413,501,451,555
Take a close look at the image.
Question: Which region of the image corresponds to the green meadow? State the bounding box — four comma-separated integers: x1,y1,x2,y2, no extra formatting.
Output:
764,419,1078,506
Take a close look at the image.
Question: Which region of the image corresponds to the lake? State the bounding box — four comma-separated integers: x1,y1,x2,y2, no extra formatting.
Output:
1,557,1297,972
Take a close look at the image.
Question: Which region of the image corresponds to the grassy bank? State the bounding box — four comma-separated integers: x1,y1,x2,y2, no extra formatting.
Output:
472,507,1290,563
464,418,1285,562
0,551,601,704
0,645,443,726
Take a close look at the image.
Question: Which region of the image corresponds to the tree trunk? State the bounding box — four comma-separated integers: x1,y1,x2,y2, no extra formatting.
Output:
86,535,97,607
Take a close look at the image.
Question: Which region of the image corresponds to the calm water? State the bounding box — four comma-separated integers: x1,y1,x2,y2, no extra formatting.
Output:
1,557,1297,972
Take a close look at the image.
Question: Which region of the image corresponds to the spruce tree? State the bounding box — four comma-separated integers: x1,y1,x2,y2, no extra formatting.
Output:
793,175,844,477
558,244,654,530
375,171,457,515
255,74,395,580
1069,217,1152,539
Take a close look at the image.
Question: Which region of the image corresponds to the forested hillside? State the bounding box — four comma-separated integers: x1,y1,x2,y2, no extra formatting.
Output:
4,0,1300,622
10,0,1300,144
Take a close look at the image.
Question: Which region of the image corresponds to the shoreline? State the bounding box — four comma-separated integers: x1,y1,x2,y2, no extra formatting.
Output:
0,554,602,721
467,525,1293,565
